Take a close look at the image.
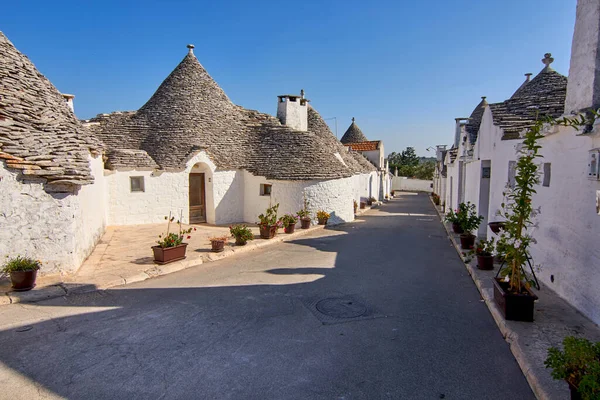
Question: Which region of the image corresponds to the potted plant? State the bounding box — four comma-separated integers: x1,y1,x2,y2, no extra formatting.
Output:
229,224,254,246
545,336,600,400
2,256,41,291
360,201,366,210
353,200,358,214
432,193,441,205
474,238,495,270
391,190,395,197
367,196,376,206
281,214,299,234
457,202,484,250
444,208,463,234
317,210,330,225
152,212,194,264
209,236,228,253
298,195,312,229
257,203,281,239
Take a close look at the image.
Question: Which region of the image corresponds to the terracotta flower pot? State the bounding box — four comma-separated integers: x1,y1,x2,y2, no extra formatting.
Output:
476,254,494,270
568,380,582,400
235,237,247,246
318,218,328,225
211,240,225,253
488,221,506,234
459,234,475,249
9,270,38,291
452,223,464,234
259,225,277,239
367,200,373,206
152,243,188,264
284,224,296,234
493,278,538,322
360,202,366,209
300,218,311,229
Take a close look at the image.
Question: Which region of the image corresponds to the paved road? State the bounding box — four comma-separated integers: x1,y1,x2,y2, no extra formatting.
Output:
0,193,534,399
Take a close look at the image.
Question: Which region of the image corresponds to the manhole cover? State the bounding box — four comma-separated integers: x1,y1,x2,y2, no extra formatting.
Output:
316,297,367,318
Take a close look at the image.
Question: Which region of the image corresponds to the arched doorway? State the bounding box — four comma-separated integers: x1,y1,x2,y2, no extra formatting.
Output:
189,172,206,223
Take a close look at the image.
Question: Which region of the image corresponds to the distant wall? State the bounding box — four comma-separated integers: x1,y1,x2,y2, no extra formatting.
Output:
392,177,433,192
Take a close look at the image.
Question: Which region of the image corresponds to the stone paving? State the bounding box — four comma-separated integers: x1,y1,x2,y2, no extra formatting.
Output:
0,203,380,306
0,222,327,305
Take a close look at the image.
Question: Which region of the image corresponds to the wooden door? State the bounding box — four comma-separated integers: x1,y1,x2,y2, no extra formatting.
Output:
189,173,206,223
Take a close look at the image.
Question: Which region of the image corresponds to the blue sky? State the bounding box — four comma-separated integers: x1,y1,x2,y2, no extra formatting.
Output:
1,0,576,156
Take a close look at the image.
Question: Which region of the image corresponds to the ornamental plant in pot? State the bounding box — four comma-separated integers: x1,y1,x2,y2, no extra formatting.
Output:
297,195,312,229
457,202,484,250
353,200,358,214
474,238,495,270
317,210,330,225
209,236,228,253
229,224,254,246
257,203,281,239
281,214,299,234
545,336,600,400
2,256,41,291
367,196,376,206
444,208,463,234
152,212,194,264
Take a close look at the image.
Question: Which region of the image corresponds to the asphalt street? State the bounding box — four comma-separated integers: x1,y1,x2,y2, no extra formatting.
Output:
0,193,534,399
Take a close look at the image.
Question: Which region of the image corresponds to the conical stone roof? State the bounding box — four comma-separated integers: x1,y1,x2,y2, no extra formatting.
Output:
0,31,100,187
340,118,368,144
89,46,376,179
489,53,567,140
465,97,488,144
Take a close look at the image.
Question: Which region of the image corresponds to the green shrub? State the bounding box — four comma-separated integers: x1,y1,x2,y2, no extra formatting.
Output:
2,256,42,273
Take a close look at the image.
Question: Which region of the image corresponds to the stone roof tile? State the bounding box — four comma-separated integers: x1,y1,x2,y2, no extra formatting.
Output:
0,32,101,186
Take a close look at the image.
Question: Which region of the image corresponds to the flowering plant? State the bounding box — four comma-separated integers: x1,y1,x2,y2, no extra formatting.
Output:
297,195,311,220
257,203,280,226
2,255,41,273
495,112,597,293
457,202,484,234
317,210,330,219
280,213,299,228
157,212,194,248
474,238,495,257
444,208,460,224
229,225,254,242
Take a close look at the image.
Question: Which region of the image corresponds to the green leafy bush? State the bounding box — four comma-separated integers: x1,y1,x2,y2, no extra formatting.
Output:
229,225,254,242
2,256,41,273
545,336,600,399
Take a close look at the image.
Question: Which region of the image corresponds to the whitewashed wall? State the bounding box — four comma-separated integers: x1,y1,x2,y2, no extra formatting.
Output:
106,151,245,225
243,171,358,225
0,154,106,275
392,177,433,192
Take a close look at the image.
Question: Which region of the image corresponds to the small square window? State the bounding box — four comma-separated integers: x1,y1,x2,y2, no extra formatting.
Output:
260,184,272,196
130,176,145,192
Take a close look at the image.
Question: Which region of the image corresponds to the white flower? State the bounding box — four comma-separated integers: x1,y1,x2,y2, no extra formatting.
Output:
514,239,522,248
504,275,510,282
527,149,535,157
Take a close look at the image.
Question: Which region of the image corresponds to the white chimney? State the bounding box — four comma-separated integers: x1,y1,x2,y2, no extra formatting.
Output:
277,90,309,131
62,93,75,113
565,0,600,113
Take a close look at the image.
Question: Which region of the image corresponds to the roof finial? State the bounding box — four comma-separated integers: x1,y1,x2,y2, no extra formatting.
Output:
352,117,355,123
542,53,554,72
187,44,195,55
300,89,305,99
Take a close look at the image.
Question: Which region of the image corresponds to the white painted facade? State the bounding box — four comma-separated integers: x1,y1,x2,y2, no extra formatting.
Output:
0,155,106,275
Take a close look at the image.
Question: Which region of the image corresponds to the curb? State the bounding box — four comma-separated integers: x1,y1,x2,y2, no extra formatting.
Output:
429,195,558,400
2,224,327,306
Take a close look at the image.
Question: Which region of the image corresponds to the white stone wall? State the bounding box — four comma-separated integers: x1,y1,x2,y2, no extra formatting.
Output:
392,177,433,192
0,154,106,275
105,151,245,226
242,171,358,225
